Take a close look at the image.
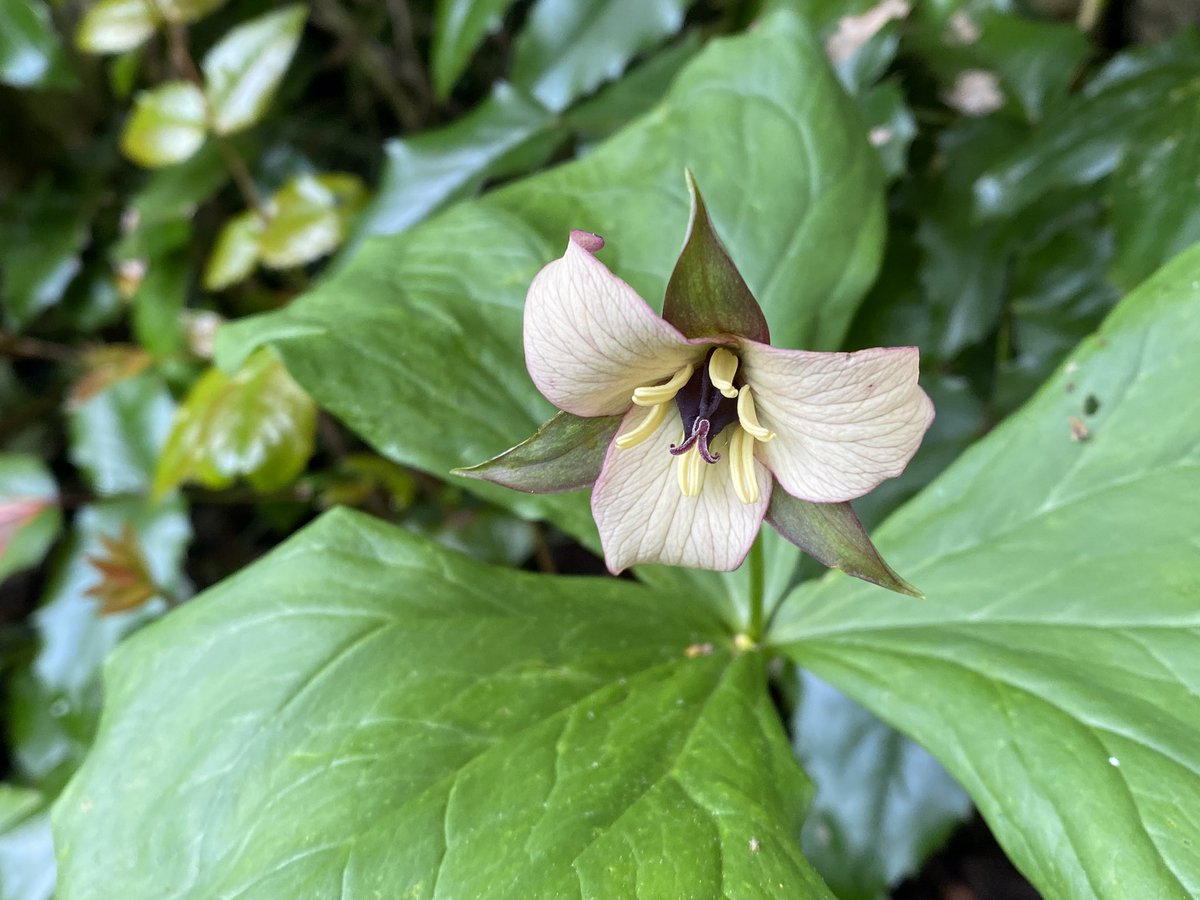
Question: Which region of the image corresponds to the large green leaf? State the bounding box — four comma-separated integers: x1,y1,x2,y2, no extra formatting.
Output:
55,509,833,898
511,0,696,112
201,4,307,135
219,11,885,547
772,243,1200,897
431,0,520,98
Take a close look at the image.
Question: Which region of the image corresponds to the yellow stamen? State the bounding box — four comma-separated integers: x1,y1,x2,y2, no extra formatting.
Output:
615,402,668,449
632,363,694,407
736,386,775,442
675,440,705,497
708,348,740,398
730,427,760,504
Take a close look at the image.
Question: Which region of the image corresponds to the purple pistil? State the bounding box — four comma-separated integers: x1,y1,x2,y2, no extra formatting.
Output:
669,417,720,463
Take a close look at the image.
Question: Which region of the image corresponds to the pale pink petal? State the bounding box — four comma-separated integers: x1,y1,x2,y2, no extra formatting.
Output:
524,231,698,417
740,342,934,503
591,407,772,573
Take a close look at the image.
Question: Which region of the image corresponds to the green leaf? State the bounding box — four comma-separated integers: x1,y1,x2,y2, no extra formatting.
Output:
859,78,915,180
663,171,770,342
455,411,621,493
0,454,60,585
153,347,316,496
512,0,698,112
202,4,307,135
0,180,90,329
68,373,175,495
0,786,54,900
120,81,207,168
431,0,520,98
260,173,367,269
795,674,971,899
203,210,264,290
130,247,189,359
54,510,834,897
0,0,73,88
773,243,1200,897
219,12,885,547
343,83,562,262
75,0,156,54
9,499,189,794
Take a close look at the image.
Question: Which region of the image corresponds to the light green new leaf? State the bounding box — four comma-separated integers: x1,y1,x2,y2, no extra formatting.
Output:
773,243,1200,898
512,0,697,112
75,0,155,54
202,4,307,135
0,454,60,585
203,210,264,290
120,81,207,168
0,0,73,88
431,0,520,98
260,173,367,269
153,347,316,496
54,510,833,898
218,12,885,549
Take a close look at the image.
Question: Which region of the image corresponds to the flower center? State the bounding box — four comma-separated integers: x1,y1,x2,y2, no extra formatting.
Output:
615,346,776,503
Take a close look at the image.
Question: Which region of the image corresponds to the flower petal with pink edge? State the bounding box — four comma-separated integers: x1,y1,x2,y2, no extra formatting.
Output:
524,231,698,417
740,342,934,503
592,408,771,573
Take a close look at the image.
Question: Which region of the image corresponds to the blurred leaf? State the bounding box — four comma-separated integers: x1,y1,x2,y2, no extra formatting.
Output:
795,674,971,899
260,173,366,269
431,0,520,98
75,0,155,54
0,0,73,88
129,140,232,226
68,371,175,495
153,347,316,496
0,786,54,900
0,455,59,586
219,12,886,550
0,182,89,329
774,244,1200,897
120,80,207,168
512,0,697,112
54,510,834,897
203,210,264,290
317,453,416,510
345,83,560,260
202,4,307,135
564,33,699,146
822,0,908,93
9,498,189,793
130,249,188,359
83,523,158,615
859,78,914,180
67,345,152,411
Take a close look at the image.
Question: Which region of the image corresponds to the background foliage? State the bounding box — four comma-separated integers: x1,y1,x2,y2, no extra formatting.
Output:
2,0,1199,897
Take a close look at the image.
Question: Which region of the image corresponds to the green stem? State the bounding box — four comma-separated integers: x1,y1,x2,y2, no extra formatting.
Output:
746,534,765,642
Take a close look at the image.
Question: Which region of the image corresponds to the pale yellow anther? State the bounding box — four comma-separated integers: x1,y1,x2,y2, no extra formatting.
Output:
708,348,740,398
675,441,705,497
730,427,760,504
736,386,775,442
632,363,694,407
615,402,668,450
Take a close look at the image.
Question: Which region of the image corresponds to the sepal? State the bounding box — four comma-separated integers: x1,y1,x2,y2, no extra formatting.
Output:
453,412,620,493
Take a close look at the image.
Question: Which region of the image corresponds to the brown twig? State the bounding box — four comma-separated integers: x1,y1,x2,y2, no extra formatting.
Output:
0,331,76,364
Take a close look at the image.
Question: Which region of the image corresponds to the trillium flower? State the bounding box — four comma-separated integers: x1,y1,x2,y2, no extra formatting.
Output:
459,173,933,594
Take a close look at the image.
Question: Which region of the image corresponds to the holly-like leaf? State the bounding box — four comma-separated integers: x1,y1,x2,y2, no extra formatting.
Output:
202,4,307,135
120,81,207,169
772,243,1200,896
0,454,59,585
54,510,835,898
431,0,521,98
511,0,698,112
218,12,885,550
68,371,175,495
153,347,316,496
259,173,367,269
83,523,159,615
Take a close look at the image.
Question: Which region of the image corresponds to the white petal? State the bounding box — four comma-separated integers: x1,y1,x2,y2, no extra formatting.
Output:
740,342,934,503
592,408,771,574
524,232,697,417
